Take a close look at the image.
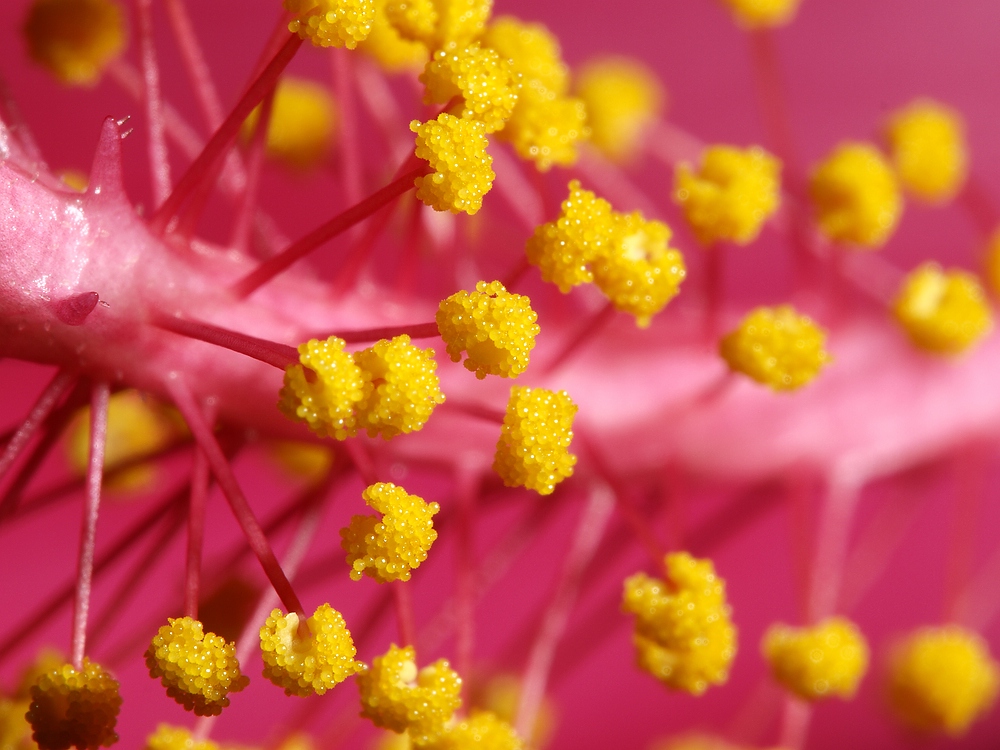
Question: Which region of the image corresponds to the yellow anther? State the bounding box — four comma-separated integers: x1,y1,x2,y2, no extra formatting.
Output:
482,17,567,97
356,644,462,744
493,386,577,496
0,698,32,750
279,336,368,440
145,725,220,750
575,56,665,164
525,180,616,292
472,674,556,749
500,94,589,173
674,145,782,246
359,0,429,72
718,0,802,29
26,658,121,750
622,552,737,696
427,0,493,49
384,0,438,41
24,0,126,86
244,78,337,171
428,711,523,750
59,170,89,192
341,482,440,583
267,440,334,482
809,142,903,249
892,263,993,355
411,113,495,215
15,649,66,700
886,99,968,203
421,43,519,134
762,617,869,701
354,335,446,438
259,604,363,696
145,617,249,716
888,625,999,735
436,281,539,379
593,212,686,328
720,305,830,391
285,0,374,48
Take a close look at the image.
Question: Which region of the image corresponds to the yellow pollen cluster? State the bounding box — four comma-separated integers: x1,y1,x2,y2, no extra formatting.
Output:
0,697,32,750
621,552,737,696
809,142,903,249
885,99,968,203
436,281,539,379
284,0,374,49
359,0,429,72
144,617,249,716
411,113,495,215
279,336,367,440
575,57,665,164
26,658,121,750
384,0,438,41
23,0,126,86
720,305,830,391
356,644,462,744
341,482,439,583
762,617,869,701
493,386,577,496
145,725,220,750
259,605,363,696
892,263,993,355
888,625,1000,735
674,145,782,246
424,711,523,750
718,0,802,29
482,17,566,96
421,43,519,134
427,0,493,49
244,78,337,171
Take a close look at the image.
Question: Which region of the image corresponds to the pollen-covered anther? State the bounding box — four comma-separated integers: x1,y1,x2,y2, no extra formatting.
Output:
674,145,782,246
145,724,220,750
341,482,440,583
356,644,461,744
26,658,122,750
892,263,993,355
888,625,1000,735
425,710,523,750
718,0,802,29
809,142,903,249
24,0,126,86
763,617,869,701
593,212,686,328
482,16,567,98
493,386,577,496
885,99,968,203
421,43,519,134
358,0,429,72
284,0,374,48
436,281,539,378
244,78,337,171
411,113,495,215
259,605,363,696
383,0,438,42
425,0,494,49
144,617,249,716
720,305,830,391
278,336,368,440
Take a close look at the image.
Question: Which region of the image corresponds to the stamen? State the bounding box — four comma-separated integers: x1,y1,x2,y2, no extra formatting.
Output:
137,0,171,208
153,313,298,369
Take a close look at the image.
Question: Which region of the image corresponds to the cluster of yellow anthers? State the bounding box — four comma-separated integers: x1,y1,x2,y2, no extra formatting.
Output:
428,710,524,750
23,0,125,85
674,146,782,246
621,553,737,696
411,113,495,215
145,725,220,750
421,42,519,134
719,305,831,391
436,281,540,379
285,0,375,49
762,617,869,701
259,604,363,696
888,625,1000,735
341,482,440,582
357,644,462,744
243,78,337,171
528,181,687,327
25,658,122,750
720,0,802,29
145,617,249,716
493,386,578,496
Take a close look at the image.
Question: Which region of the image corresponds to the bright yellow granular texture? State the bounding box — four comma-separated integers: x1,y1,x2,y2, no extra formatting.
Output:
809,142,902,249
411,113,495,215
359,0,429,72
493,386,577,496
356,644,462,744
424,711,523,750
886,99,968,203
384,0,438,41
285,0,374,48
593,212,686,328
888,626,999,735
421,43,519,134
720,305,830,391
259,605,363,696
145,725,220,750
436,280,539,379
482,16,567,97
892,263,993,355
353,335,446,438
144,617,249,716
0,697,33,750
525,180,616,292
762,617,869,701
718,0,802,28
473,674,555,749
675,145,782,246
428,0,493,48
575,56,665,164
26,658,121,750
622,552,737,696
243,78,337,171
279,336,368,440
23,0,125,86
341,482,440,582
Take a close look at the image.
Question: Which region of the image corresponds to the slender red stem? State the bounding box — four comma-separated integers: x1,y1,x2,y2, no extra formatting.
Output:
454,468,478,682
747,29,801,191
332,48,363,205
162,0,226,132
184,417,214,620
153,313,299,369
137,0,171,208
315,321,439,344
393,197,424,294
230,88,274,251
807,475,860,623
542,301,616,375
392,581,416,647
944,449,985,622
777,694,812,750
785,474,814,624
0,369,76,485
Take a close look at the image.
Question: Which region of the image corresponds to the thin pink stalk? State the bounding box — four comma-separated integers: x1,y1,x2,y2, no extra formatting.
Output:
342,439,377,485
777,694,812,750
137,0,172,208
646,119,704,168
153,313,299,369
229,88,274,251
747,29,801,191
393,198,424,294
490,145,544,231
332,48,363,205
71,381,110,670
703,244,724,342
807,474,861,624
785,474,814,623
354,58,411,165
0,369,75,485
162,0,226,132
502,256,530,291
316,321,439,344
955,537,1000,631
184,422,214,620
577,150,659,216
454,468,479,681
943,448,986,622
542,301,616,375
393,581,417,647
